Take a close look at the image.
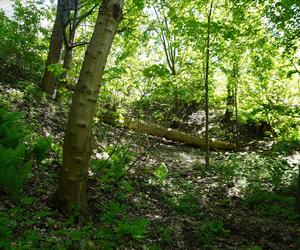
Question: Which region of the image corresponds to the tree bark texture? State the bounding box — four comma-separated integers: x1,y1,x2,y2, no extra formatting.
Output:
41,0,63,98
55,0,124,215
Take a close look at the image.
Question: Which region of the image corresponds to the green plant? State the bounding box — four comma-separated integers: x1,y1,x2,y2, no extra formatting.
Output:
33,137,52,163
50,141,63,164
0,108,49,197
245,189,300,222
115,217,149,241
156,226,173,246
96,201,149,249
0,1,49,81
20,196,34,206
0,143,32,197
0,108,32,196
19,229,40,249
212,152,296,192
172,193,200,216
91,145,134,185
153,162,168,184
48,227,91,250
0,211,16,249
196,220,230,247
272,128,300,154
0,109,24,148
245,245,263,250
47,63,67,79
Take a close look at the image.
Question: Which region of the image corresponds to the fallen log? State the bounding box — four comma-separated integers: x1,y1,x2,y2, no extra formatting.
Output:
103,117,235,151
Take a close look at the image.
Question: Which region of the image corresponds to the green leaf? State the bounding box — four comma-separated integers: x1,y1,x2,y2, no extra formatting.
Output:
142,64,170,78
153,163,168,181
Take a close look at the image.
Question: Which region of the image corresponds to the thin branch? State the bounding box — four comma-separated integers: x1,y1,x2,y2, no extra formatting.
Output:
290,58,300,74
75,3,98,29
153,5,176,75
71,41,89,48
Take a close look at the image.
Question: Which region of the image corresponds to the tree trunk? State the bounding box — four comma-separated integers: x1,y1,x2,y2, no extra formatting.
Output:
234,62,240,152
61,45,73,80
55,44,74,99
41,0,63,98
224,80,234,123
204,1,213,167
54,0,124,216
104,118,235,151
59,0,78,85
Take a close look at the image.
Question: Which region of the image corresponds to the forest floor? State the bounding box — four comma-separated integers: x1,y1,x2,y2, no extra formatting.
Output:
0,81,300,249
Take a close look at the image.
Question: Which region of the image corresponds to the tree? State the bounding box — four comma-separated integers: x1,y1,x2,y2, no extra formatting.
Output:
41,0,64,98
53,0,124,216
41,0,98,98
222,59,240,150
0,0,48,81
59,0,99,84
204,1,213,167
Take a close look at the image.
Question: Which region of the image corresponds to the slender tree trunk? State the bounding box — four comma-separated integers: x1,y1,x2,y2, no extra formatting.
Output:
56,44,74,96
41,0,63,98
59,31,75,87
54,0,124,216
61,44,74,81
224,80,234,123
153,4,180,119
204,1,213,167
234,62,239,151
60,0,79,84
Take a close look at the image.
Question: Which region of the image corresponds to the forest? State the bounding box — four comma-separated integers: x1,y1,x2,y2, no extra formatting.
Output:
0,0,299,249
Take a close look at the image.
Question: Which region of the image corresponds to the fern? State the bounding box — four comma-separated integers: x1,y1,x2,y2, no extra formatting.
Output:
0,109,24,148
33,137,52,163
0,108,48,198
0,145,32,196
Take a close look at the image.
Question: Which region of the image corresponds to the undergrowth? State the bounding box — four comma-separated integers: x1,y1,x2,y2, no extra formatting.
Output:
0,107,50,198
